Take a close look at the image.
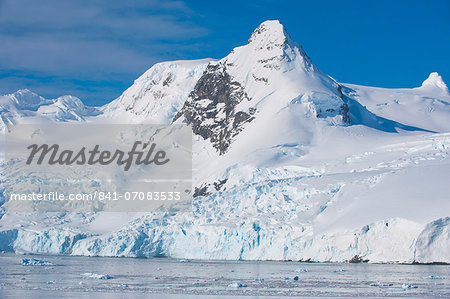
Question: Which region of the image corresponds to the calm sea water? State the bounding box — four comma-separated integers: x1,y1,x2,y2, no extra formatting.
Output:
0,253,448,298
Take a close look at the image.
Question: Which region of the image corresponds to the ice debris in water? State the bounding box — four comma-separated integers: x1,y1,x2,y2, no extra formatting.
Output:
228,282,247,288
401,284,418,289
21,258,53,266
425,275,444,279
82,273,113,280
285,276,300,281
370,282,394,287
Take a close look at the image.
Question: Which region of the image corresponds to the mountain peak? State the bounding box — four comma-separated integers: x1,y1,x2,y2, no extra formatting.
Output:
243,20,314,72
247,20,290,45
421,72,449,94
11,89,46,111
13,88,40,98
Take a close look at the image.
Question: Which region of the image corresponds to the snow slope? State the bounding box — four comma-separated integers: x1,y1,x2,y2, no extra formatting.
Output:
0,20,449,263
101,59,214,124
343,72,450,133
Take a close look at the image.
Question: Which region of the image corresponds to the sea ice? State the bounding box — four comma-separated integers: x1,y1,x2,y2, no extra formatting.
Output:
21,258,53,266
228,282,247,288
82,272,113,280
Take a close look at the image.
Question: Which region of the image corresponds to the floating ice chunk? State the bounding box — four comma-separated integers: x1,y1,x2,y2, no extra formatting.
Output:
370,282,393,287
21,258,53,266
425,275,444,279
82,272,113,280
401,284,418,289
228,282,247,288
295,268,308,273
285,276,300,281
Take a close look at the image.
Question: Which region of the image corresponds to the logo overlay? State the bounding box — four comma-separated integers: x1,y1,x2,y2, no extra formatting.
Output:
3,124,192,212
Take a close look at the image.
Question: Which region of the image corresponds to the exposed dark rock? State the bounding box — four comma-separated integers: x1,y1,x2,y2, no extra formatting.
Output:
193,185,210,198
252,74,269,84
336,85,351,124
193,178,229,198
348,255,369,263
174,62,255,154
162,73,173,87
213,179,228,191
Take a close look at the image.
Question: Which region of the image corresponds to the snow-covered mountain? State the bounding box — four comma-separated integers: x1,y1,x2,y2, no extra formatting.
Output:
0,89,101,132
173,20,349,155
1,20,449,263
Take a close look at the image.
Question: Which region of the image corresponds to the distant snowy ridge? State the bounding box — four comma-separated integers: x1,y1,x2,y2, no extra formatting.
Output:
0,89,100,132
0,20,449,263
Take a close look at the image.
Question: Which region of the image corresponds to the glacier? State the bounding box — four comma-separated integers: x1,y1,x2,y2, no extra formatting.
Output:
0,20,449,263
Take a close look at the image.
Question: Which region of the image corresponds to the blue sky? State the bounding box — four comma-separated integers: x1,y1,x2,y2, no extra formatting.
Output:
0,0,449,106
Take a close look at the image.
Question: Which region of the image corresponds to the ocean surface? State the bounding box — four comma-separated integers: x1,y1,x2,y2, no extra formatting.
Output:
0,253,448,298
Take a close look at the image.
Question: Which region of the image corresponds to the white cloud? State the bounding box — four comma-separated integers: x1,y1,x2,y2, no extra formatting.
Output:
0,0,209,103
